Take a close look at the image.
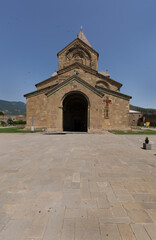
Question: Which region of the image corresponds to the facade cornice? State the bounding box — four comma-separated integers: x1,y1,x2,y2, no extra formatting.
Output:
57,38,99,58
57,62,123,88
35,74,58,88
95,85,132,100
35,62,122,90
24,83,58,98
46,74,104,98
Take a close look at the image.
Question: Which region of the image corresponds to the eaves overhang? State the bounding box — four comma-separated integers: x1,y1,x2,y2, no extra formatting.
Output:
95,85,132,100
57,62,123,88
24,83,58,98
46,74,104,98
35,74,58,88
34,63,123,90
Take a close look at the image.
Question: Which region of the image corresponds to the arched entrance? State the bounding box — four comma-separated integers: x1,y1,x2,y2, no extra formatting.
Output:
63,92,88,132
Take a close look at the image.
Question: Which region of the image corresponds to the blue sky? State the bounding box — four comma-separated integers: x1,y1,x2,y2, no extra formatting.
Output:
0,0,156,108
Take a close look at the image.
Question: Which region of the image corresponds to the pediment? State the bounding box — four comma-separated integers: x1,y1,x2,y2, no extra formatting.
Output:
45,74,104,98
57,38,99,58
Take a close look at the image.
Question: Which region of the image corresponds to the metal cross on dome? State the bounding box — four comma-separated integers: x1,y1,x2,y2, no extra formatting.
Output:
103,97,111,107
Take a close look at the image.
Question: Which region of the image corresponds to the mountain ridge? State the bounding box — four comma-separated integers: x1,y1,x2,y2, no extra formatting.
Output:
0,100,26,115
130,104,156,114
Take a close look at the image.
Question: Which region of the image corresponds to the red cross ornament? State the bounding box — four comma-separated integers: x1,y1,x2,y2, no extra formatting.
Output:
103,97,111,107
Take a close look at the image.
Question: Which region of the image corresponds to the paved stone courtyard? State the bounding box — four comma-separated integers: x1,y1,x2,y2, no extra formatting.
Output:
0,132,156,240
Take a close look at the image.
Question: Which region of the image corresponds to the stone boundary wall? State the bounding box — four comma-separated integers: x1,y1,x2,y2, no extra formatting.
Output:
0,115,26,122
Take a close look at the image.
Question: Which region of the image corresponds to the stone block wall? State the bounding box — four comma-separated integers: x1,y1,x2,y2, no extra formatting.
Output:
35,68,119,93
58,41,98,71
26,80,130,131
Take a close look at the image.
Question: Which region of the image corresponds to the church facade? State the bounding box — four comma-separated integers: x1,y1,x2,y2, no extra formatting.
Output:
24,29,132,132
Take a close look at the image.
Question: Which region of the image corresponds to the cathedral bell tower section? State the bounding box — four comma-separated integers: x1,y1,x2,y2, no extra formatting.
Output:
57,28,99,71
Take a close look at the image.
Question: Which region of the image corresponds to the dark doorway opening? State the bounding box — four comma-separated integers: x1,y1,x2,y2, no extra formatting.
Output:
63,93,88,132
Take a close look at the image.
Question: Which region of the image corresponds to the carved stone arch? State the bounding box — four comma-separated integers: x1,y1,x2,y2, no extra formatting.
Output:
61,90,90,107
96,80,110,89
72,50,85,59
66,47,91,67
66,47,91,59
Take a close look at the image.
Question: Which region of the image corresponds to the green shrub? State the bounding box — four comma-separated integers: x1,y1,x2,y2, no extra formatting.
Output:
13,120,26,125
7,118,13,125
0,121,6,126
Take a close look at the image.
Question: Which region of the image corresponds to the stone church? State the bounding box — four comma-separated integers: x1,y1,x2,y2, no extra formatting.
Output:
24,28,131,132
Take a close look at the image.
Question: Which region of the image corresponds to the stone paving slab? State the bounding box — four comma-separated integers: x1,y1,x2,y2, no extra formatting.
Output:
0,132,156,239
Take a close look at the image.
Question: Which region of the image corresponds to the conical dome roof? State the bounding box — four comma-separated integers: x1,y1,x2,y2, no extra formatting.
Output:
77,26,92,48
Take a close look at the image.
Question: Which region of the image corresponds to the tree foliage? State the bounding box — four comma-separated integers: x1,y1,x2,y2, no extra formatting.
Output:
7,118,13,125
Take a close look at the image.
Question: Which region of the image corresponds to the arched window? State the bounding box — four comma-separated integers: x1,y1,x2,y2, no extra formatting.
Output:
66,47,91,66
96,80,109,89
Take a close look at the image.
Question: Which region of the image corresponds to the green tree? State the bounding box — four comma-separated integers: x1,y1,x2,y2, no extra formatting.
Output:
7,118,13,125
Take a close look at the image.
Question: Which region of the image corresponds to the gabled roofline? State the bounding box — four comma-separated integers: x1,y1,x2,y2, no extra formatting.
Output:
24,83,58,98
95,85,132,100
57,62,123,88
46,74,104,98
57,38,99,58
35,74,58,88
24,75,131,101
35,62,123,90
